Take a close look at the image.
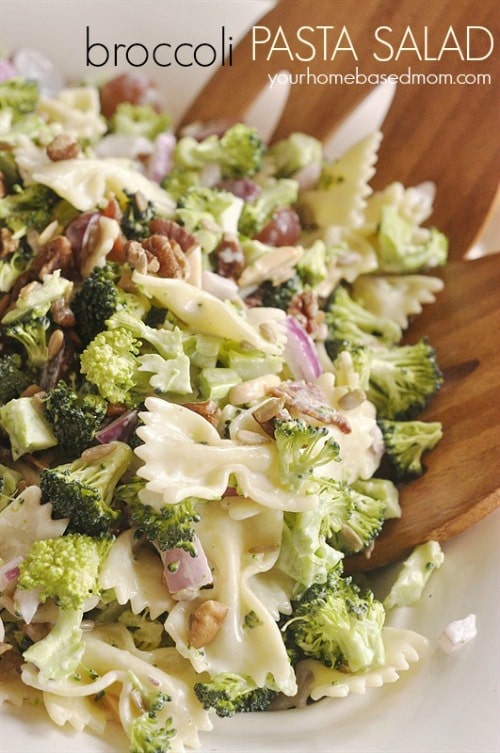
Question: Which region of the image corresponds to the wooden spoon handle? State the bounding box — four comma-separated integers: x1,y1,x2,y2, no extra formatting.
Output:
347,253,500,572
181,0,499,259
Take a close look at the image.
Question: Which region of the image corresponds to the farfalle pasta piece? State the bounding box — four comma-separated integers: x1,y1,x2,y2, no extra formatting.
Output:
135,397,316,511
298,626,428,701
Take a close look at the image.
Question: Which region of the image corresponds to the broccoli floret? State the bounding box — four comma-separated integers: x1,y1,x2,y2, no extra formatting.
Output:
174,123,264,179
0,77,39,121
0,463,22,511
268,132,323,178
39,440,133,534
44,379,108,456
257,274,304,311
273,417,340,492
2,315,50,368
80,327,143,406
71,262,151,344
325,285,402,358
175,185,243,253
326,480,387,555
0,395,58,460
366,339,443,420
120,190,157,241
116,477,202,555
161,167,200,202
283,567,385,672
296,239,328,287
378,419,443,480
128,672,175,753
17,533,113,609
0,183,60,237
376,205,448,273
2,269,73,324
194,673,278,718
0,241,34,293
0,352,34,404
109,103,171,141
238,178,298,238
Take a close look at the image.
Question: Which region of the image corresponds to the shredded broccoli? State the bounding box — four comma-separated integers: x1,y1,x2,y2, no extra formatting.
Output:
194,673,278,718
17,533,113,609
283,567,385,672
0,352,34,404
39,440,133,535
325,284,402,358
0,183,60,237
109,103,171,141
174,123,264,179
366,339,443,420
44,379,108,456
273,417,340,492
378,418,443,480
0,77,39,121
116,477,202,555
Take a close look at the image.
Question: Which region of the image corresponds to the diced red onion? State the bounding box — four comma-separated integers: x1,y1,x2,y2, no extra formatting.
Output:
0,59,16,82
0,556,23,592
159,535,213,601
14,586,41,625
146,132,176,183
96,410,138,444
284,316,323,382
216,178,261,202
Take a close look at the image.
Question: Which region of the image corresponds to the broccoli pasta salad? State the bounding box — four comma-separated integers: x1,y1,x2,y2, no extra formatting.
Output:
0,52,449,753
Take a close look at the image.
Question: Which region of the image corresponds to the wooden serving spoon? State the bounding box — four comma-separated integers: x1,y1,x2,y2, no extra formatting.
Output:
182,0,500,569
181,0,499,261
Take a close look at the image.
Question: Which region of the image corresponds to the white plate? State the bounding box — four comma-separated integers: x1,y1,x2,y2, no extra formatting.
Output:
1,3,499,753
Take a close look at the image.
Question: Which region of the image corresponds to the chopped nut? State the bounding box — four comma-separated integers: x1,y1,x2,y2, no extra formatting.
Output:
32,235,74,279
149,218,198,253
47,329,65,360
0,227,19,257
142,234,188,279
183,400,222,427
0,171,6,199
215,233,245,280
50,297,76,328
287,289,326,338
46,133,80,161
189,600,228,649
20,384,43,398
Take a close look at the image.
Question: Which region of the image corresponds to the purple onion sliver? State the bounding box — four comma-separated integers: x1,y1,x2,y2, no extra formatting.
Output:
96,410,139,444
284,316,323,382
160,534,213,600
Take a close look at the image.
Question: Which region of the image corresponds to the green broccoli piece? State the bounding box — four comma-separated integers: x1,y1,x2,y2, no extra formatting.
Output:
17,533,113,610
39,440,133,535
273,417,340,492
378,419,443,480
268,132,323,178
2,315,50,368
0,395,58,460
238,178,298,238
0,77,39,121
161,167,200,202
0,352,34,404
0,463,22,511
383,540,445,610
283,567,385,672
0,183,60,237
296,239,328,287
128,672,175,753
0,241,34,293
116,477,202,555
174,123,264,179
325,480,387,555
193,673,278,718
257,274,304,311
44,379,108,456
120,190,157,241
109,103,171,141
175,185,243,253
325,285,402,359
2,269,73,324
366,339,443,421
22,606,84,682
376,205,448,273
80,327,143,406
71,262,151,344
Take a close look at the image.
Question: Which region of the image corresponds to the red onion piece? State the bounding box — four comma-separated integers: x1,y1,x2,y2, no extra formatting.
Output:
0,59,16,82
96,410,138,444
146,132,176,183
159,535,213,601
0,556,23,593
284,316,323,382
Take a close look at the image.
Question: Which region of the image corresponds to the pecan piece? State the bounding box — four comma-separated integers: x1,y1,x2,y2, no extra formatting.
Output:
183,400,222,427
189,600,228,649
287,290,326,338
142,234,188,279
0,227,19,257
46,134,80,161
215,232,245,280
271,380,352,434
149,218,198,254
31,235,74,279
